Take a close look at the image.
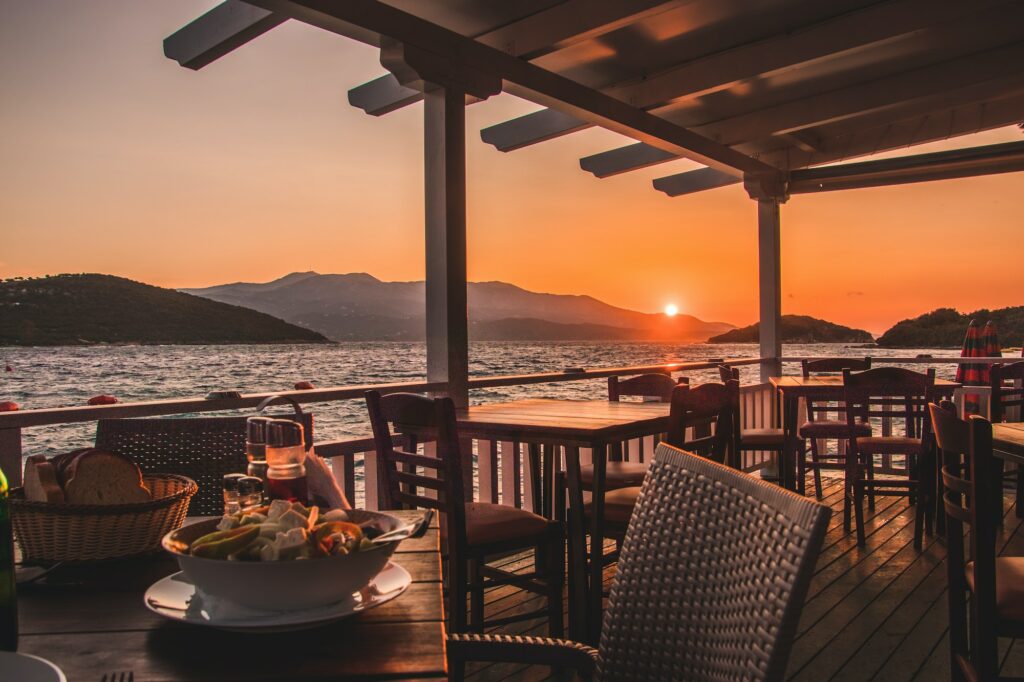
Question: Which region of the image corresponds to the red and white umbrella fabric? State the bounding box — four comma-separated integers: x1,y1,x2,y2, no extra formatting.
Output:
956,319,986,415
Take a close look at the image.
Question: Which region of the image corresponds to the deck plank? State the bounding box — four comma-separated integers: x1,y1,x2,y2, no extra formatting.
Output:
465,475,1024,680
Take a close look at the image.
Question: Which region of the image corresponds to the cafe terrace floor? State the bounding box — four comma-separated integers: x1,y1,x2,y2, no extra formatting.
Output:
466,474,1024,681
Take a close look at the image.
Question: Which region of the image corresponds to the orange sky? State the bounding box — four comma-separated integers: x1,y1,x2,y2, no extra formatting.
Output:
1,1,1022,336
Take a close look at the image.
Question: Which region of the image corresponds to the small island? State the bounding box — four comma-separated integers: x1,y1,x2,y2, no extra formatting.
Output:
0,274,329,345
877,306,1024,348
708,314,874,344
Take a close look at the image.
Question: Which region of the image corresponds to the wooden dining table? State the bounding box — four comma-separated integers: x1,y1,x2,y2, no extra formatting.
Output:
457,398,671,644
15,510,446,681
770,375,961,491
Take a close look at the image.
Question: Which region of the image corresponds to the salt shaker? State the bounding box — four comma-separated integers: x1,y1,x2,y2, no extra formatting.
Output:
222,473,246,515
237,476,264,511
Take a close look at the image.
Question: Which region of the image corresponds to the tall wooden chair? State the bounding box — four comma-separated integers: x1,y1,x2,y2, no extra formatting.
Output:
799,358,872,498
991,361,1024,517
843,367,936,547
448,442,831,681
931,401,1024,681
95,414,313,516
718,365,799,487
577,380,738,634
365,391,563,635
585,372,687,491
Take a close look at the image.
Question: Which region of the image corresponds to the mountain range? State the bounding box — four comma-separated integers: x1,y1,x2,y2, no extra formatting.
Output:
182,272,735,342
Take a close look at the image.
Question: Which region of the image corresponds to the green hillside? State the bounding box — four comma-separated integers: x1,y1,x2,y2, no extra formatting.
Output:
877,307,1024,348
0,274,329,345
708,315,874,344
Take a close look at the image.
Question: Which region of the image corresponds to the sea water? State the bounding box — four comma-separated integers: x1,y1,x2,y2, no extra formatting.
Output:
0,341,964,457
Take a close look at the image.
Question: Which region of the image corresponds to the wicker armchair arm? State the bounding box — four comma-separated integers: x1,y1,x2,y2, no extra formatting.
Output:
447,633,598,680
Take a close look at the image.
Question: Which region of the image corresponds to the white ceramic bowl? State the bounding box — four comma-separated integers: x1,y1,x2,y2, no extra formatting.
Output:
162,508,404,611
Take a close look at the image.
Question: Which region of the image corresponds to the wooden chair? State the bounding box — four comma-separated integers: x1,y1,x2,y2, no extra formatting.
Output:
991,361,1024,518
448,442,831,681
575,380,738,632
594,380,738,534
365,391,563,635
95,414,313,516
843,367,936,547
931,401,1024,681
718,364,800,487
799,358,872,499
585,372,688,490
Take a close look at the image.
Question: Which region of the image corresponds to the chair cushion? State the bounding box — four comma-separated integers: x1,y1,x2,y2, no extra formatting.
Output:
465,502,550,546
580,461,649,488
740,428,786,447
583,486,641,524
855,435,923,455
966,557,1024,621
799,419,872,438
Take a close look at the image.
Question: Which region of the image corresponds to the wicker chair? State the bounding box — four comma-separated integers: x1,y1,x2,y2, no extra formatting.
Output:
95,414,313,516
931,401,1024,681
449,442,831,681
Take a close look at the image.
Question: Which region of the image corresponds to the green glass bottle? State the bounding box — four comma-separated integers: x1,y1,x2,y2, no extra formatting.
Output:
0,466,17,651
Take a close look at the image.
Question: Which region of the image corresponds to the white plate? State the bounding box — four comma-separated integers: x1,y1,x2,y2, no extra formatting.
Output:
0,651,67,682
143,562,411,632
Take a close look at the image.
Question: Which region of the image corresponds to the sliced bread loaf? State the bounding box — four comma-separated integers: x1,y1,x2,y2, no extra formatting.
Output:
23,455,66,503
63,449,152,505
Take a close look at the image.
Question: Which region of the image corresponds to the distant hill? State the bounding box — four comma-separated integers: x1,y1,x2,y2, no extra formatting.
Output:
183,272,735,342
0,274,329,346
708,315,874,344
877,307,1024,348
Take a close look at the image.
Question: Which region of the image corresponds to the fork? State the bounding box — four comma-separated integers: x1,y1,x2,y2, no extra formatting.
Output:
100,673,133,682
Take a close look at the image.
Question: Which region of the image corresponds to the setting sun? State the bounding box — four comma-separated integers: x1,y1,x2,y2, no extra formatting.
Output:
664,304,679,317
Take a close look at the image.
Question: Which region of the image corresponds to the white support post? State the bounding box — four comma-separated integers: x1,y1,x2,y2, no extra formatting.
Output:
757,197,783,382
424,85,469,408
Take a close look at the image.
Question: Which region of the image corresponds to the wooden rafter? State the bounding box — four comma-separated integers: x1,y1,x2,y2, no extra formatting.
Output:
232,0,775,176
480,0,1011,152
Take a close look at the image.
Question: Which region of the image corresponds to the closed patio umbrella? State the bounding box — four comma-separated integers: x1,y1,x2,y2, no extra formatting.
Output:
956,319,985,415
982,321,1002,416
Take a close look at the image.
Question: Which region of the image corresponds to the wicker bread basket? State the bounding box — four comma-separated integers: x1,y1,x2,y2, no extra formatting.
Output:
11,474,198,563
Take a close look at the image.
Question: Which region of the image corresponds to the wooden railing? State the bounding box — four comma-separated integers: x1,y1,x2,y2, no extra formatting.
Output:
1,355,1017,507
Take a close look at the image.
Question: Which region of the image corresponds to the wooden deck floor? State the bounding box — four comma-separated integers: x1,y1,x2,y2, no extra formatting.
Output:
466,475,1024,681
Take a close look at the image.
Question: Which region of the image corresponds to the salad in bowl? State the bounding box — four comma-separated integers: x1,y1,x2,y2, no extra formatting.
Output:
163,501,406,611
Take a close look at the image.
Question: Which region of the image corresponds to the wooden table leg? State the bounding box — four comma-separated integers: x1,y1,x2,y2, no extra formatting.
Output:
587,441,607,645
563,445,588,643
782,392,799,492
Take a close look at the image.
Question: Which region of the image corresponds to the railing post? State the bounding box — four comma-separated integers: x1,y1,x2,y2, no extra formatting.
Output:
0,428,21,487
363,449,381,511
477,439,498,503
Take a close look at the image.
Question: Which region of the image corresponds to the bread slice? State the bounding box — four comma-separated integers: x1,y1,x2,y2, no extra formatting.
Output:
23,455,66,503
52,447,93,488
63,450,152,505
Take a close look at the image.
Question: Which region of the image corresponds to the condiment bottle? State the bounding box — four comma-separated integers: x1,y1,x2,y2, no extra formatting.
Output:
265,419,308,503
0,465,17,651
222,473,246,515
237,476,264,511
245,416,272,499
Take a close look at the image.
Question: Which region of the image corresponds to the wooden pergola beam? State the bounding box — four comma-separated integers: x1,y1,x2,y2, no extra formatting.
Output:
241,0,775,176
348,0,692,116
164,1,287,70
788,140,1024,193
480,0,1003,153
